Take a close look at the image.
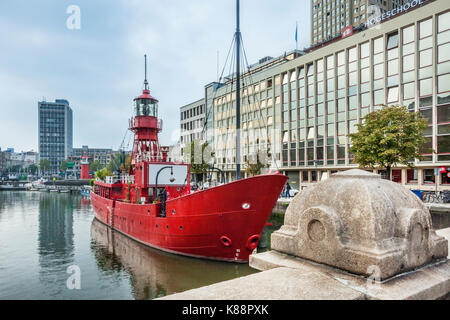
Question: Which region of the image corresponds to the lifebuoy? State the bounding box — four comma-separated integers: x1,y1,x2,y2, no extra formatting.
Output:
220,235,232,247
246,234,260,251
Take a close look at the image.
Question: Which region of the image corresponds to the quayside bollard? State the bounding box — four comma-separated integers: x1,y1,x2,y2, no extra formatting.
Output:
268,169,448,280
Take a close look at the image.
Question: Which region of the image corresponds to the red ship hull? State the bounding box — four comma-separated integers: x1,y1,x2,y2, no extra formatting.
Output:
91,174,287,262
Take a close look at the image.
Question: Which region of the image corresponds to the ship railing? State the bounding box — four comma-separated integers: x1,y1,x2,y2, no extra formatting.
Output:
105,176,121,184
120,175,135,184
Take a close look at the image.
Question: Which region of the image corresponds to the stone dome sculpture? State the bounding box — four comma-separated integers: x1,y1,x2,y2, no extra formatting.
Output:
271,169,448,280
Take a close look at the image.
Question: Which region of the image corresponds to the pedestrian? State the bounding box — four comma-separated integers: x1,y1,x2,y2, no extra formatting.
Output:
286,183,292,198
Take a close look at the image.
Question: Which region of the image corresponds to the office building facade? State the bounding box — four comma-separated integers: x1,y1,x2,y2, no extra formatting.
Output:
71,145,113,166
180,98,206,147
193,0,449,191
38,99,73,173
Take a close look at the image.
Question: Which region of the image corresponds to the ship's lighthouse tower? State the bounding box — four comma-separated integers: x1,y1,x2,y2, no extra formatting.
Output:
129,55,162,190
80,153,91,179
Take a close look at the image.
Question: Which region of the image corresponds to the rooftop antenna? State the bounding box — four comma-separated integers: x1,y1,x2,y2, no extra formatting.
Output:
144,54,149,90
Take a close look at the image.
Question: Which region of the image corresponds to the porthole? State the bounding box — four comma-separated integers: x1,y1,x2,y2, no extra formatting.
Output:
242,203,251,209
166,225,169,229
180,226,183,230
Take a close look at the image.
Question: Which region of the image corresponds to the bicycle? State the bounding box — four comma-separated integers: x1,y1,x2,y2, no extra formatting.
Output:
422,190,450,204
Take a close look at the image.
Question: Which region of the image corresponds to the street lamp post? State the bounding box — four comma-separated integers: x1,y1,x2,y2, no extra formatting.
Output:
154,166,174,217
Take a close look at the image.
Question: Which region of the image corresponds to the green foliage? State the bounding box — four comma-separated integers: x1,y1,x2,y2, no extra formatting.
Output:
136,188,141,204
39,159,50,173
7,165,22,172
106,153,129,173
120,154,132,173
95,168,112,181
89,160,103,173
183,141,215,176
125,182,131,202
244,147,271,177
60,160,68,172
28,164,38,174
348,105,429,174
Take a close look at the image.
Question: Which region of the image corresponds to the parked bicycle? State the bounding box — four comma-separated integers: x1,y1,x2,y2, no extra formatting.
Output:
422,190,450,204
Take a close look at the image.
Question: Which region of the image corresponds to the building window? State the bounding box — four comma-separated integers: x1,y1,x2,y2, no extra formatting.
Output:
391,169,402,183
418,18,433,110
386,33,398,50
407,169,418,184
438,135,450,160
419,19,432,39
423,169,436,184
437,12,450,106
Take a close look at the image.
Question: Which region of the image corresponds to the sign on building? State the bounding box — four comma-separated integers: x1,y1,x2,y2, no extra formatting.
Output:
342,25,353,39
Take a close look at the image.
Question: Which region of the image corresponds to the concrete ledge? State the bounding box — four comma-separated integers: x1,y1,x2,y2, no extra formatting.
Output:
250,250,450,300
159,267,365,300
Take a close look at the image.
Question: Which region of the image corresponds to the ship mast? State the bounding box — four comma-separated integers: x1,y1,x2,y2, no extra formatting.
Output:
235,0,241,180
144,54,149,90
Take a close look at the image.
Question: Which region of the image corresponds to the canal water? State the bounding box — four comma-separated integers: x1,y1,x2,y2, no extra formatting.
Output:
0,191,257,300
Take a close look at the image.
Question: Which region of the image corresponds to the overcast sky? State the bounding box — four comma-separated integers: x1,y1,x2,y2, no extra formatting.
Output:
0,0,311,153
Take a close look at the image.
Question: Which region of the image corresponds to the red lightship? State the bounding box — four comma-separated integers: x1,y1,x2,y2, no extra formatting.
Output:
91,1,286,262
91,55,286,262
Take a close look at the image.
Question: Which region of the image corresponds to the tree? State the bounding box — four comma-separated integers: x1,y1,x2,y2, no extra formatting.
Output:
60,160,68,172
39,159,51,175
28,164,38,175
89,160,103,173
183,141,215,183
122,154,132,173
106,153,127,174
95,167,112,182
244,147,271,177
348,105,429,180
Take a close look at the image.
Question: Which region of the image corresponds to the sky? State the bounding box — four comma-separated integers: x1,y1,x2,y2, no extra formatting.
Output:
0,0,311,153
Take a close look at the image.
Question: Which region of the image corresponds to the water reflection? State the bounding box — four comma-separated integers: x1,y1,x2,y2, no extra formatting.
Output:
90,218,258,299
37,193,75,296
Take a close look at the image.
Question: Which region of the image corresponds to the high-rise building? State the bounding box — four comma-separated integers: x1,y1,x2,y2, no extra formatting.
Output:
38,99,73,174
311,0,405,45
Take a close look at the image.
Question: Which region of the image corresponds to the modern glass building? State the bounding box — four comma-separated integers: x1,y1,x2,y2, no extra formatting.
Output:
38,99,73,174
198,0,450,192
